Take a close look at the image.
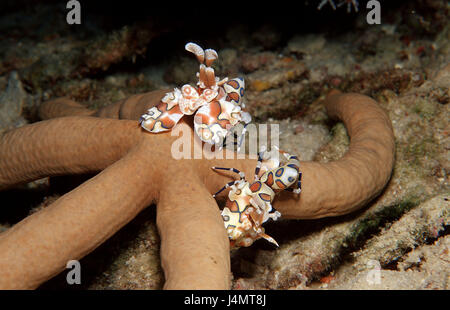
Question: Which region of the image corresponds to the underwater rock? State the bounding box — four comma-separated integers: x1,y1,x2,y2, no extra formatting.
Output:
20,22,162,89
245,58,309,119
0,71,28,132
287,34,326,56
163,56,198,86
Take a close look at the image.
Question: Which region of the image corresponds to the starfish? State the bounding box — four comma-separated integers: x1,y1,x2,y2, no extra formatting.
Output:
0,89,395,289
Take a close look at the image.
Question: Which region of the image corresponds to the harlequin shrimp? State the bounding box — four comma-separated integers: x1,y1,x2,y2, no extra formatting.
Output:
212,147,302,248
139,42,251,147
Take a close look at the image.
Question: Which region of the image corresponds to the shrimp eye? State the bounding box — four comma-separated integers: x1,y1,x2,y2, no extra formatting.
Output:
200,129,212,140
231,112,240,119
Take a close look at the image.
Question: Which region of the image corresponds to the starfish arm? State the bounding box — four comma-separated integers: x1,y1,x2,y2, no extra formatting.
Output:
39,89,170,121
273,90,395,219
0,117,142,190
38,97,95,119
97,89,171,120
157,171,230,289
0,136,162,289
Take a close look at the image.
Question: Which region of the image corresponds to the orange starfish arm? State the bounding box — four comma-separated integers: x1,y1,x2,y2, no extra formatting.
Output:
274,90,395,219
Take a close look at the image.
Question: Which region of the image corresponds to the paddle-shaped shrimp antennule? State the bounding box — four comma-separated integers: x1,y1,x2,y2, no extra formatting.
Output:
205,49,218,67
185,42,205,64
